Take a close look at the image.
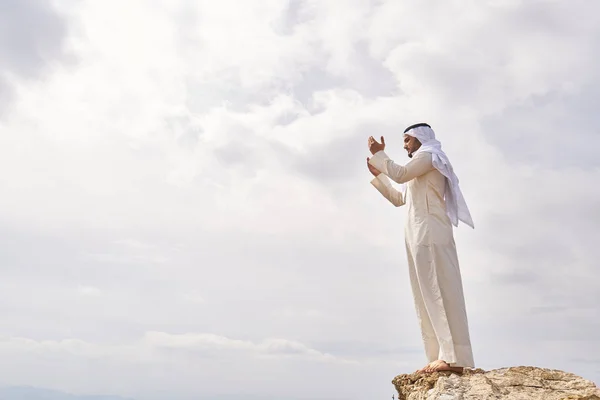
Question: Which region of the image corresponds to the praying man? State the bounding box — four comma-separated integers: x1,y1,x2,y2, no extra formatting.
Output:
366,123,475,374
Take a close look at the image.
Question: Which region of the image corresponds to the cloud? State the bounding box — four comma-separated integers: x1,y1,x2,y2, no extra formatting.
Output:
0,0,599,399
77,286,102,296
0,0,72,115
180,292,206,305
481,84,600,169
0,386,133,400
0,331,346,362
143,331,351,363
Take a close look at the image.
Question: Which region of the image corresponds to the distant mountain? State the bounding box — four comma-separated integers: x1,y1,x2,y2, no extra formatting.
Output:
0,386,135,400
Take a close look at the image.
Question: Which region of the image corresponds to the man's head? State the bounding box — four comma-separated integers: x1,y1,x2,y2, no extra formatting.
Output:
403,134,422,158
403,122,431,158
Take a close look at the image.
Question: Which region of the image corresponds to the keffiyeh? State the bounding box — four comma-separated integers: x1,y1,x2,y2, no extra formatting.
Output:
404,123,474,229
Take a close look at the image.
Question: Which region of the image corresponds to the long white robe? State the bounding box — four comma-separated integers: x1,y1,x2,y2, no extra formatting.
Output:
369,150,474,368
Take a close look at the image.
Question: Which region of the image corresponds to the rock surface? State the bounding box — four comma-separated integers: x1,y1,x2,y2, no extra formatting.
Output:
392,366,600,400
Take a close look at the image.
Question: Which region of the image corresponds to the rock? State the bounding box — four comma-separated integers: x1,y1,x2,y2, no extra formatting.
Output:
392,366,600,400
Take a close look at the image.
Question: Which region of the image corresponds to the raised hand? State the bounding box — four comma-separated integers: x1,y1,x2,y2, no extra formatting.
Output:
368,136,385,155
367,157,381,177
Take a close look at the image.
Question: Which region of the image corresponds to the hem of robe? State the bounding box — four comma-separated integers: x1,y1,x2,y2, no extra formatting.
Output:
439,343,475,368
422,337,475,368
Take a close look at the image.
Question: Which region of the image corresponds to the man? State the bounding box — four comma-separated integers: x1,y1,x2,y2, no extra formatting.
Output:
366,122,475,373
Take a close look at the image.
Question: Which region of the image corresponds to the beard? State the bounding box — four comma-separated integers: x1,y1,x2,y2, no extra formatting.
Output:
408,152,413,158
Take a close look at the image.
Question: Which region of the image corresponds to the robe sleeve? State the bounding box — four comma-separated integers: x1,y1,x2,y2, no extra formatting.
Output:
368,150,433,184
370,173,405,207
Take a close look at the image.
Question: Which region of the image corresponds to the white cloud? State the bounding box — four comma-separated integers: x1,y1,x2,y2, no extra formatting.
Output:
0,0,599,399
77,285,102,296
180,292,206,305
0,331,352,363
142,331,350,363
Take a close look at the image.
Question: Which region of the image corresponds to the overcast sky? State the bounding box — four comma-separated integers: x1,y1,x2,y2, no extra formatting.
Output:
0,0,599,399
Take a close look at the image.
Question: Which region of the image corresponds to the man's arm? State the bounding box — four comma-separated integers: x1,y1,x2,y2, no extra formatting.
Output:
370,174,405,207
368,151,434,184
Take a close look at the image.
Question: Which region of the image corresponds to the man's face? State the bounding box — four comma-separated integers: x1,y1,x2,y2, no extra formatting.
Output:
403,134,421,158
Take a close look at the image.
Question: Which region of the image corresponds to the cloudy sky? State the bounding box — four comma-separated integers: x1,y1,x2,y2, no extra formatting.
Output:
1,0,599,399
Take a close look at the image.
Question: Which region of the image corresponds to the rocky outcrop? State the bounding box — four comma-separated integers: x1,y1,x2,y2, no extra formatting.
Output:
392,366,600,400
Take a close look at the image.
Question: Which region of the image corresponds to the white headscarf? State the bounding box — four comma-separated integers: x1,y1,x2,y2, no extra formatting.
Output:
405,124,474,229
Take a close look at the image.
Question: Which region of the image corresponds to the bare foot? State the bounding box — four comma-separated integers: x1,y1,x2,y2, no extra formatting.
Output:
416,361,434,373
420,360,464,374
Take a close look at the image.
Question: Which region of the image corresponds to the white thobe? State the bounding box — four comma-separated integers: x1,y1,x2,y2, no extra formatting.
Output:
369,150,474,368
